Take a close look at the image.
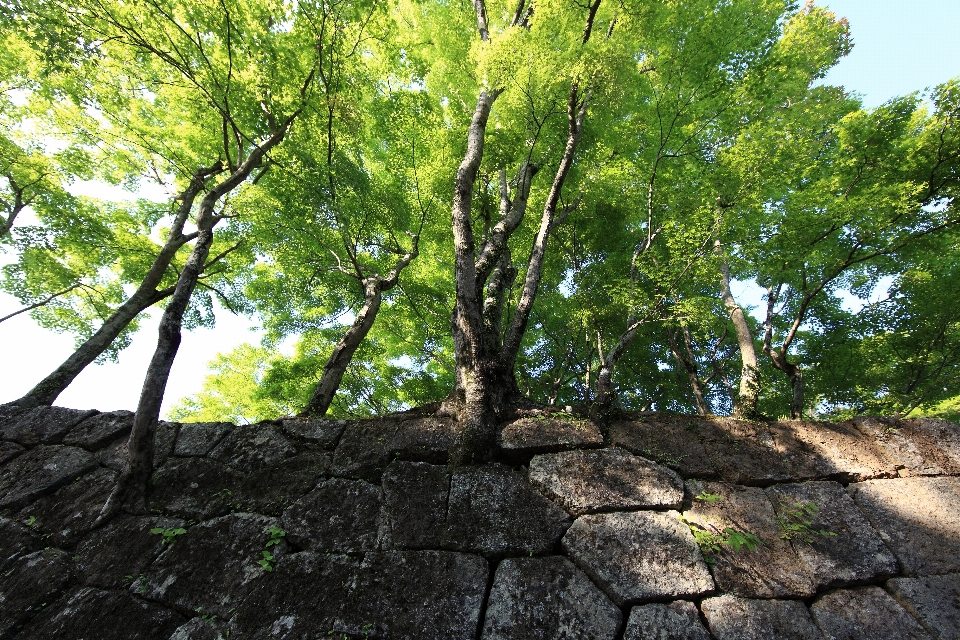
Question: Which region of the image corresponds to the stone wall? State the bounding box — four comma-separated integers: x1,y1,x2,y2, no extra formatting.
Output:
1,404,959,639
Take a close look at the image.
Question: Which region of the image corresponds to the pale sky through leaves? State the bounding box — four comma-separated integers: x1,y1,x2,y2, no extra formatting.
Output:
2,0,958,414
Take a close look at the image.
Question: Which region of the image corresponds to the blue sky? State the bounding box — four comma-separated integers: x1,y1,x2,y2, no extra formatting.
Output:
2,0,959,414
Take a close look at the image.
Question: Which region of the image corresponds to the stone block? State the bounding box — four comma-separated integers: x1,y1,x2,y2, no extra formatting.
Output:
209,424,296,472
682,480,815,599
173,422,233,457
562,510,714,606
95,420,179,472
75,514,185,589
767,481,898,589
280,477,382,553
696,418,793,485
850,417,947,476
234,450,331,516
18,587,186,640
446,464,572,557
380,460,451,550
700,595,824,640
135,513,287,618
810,586,933,640
0,444,97,511
900,418,960,473
769,420,898,482
62,410,134,450
331,417,458,481
1,406,98,446
481,556,622,640
16,466,117,547
528,448,684,516
0,548,75,637
623,601,713,640
609,417,717,478
888,573,960,640
149,457,244,520
278,417,346,449
499,412,603,458
0,440,24,464
229,550,488,639
0,515,41,573
849,476,960,576
169,618,230,640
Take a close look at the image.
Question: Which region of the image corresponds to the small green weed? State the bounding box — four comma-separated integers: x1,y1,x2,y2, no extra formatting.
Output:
679,514,762,564
259,526,286,572
695,491,723,504
776,501,838,543
150,527,186,544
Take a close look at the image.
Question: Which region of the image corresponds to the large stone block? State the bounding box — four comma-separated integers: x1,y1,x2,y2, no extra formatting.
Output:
498,411,603,458
1,406,98,446
682,480,815,599
0,440,24,464
280,477,382,553
769,420,898,482
767,481,898,589
0,444,97,511
16,466,117,547
278,417,346,450
849,476,960,576
0,515,40,573
0,548,75,637
852,417,960,477
528,447,683,516
696,418,793,485
75,514,185,589
18,587,186,640
62,410,134,450
149,457,244,520
331,417,458,481
609,417,716,478
234,450,331,516
380,460,450,550
623,601,713,640
481,556,622,640
888,573,960,640
229,550,488,639
562,510,714,606
135,513,288,619
208,424,297,472
173,422,233,457
810,587,933,640
700,595,824,640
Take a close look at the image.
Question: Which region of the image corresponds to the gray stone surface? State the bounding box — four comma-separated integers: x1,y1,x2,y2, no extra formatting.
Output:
528,447,684,516
230,550,488,639
810,586,933,640
168,617,230,640
562,510,714,606
0,515,41,573
0,444,97,511
900,418,960,473
0,548,75,637
62,410,134,450
281,477,382,553
609,417,717,478
888,573,960,640
696,418,794,485
624,601,713,640
331,417,458,481
381,460,451,550
767,481,898,589
18,587,186,640
481,556,622,640
149,457,244,520
770,420,898,482
234,450,331,516
278,417,346,449
683,480,816,599
1,406,98,446
701,595,825,640
0,440,23,464
135,513,287,618
849,476,960,576
446,464,572,557
209,424,296,472
850,417,945,476
75,515,185,589
94,420,181,471
499,412,603,457
173,421,233,457
16,466,117,547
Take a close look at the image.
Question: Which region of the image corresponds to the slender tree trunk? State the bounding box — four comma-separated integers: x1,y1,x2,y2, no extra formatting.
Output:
768,348,804,418
10,167,218,408
718,254,761,418
667,324,709,415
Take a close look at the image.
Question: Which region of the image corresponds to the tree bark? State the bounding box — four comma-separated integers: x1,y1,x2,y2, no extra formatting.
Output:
667,324,709,415
11,167,220,408
718,254,761,418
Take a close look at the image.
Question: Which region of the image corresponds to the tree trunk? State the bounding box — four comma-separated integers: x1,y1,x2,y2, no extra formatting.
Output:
10,167,218,408
667,324,709,415
718,255,761,418
768,348,804,419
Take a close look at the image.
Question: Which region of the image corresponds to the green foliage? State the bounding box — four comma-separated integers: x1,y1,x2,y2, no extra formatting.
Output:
679,514,762,564
150,526,187,544
259,526,286,572
775,501,838,543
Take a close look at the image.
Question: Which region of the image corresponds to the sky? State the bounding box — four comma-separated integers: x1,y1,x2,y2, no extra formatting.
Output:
2,0,959,415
